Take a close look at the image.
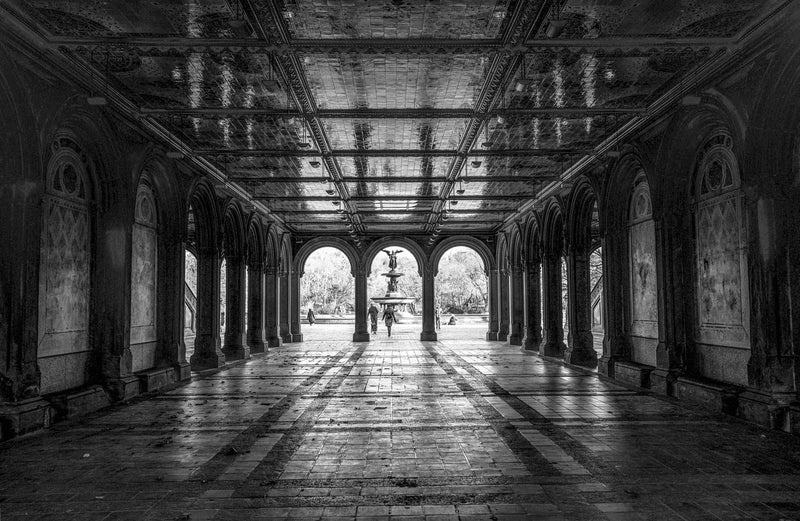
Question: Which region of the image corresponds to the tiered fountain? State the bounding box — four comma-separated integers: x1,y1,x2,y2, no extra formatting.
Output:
371,249,416,311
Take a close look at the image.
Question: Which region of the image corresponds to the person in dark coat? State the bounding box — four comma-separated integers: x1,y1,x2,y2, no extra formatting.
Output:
368,302,379,334
307,308,316,325
382,305,397,337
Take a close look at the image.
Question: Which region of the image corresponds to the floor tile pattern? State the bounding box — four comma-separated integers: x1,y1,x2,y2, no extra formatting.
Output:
2,325,800,520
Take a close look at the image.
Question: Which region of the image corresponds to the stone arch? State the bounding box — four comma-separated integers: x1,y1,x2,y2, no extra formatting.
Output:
540,198,566,257
495,233,509,272
523,213,542,265
221,199,247,260
186,179,220,252
507,223,524,268
566,176,600,253
429,236,495,277
279,233,292,273
245,216,266,270
294,237,360,278
363,237,426,276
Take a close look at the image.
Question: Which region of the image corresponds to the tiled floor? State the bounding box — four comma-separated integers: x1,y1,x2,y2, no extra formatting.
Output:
2,324,800,520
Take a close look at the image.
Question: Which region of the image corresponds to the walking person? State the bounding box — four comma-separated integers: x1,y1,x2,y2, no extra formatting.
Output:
382,305,397,337
435,307,441,330
368,302,379,334
306,307,316,326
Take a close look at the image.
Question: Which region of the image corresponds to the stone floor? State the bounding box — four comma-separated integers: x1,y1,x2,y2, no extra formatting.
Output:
2,325,800,521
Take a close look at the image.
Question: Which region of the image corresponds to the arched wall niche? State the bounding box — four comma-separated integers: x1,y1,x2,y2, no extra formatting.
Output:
689,130,751,386
294,237,359,277
429,236,495,277
37,133,97,394
129,180,158,372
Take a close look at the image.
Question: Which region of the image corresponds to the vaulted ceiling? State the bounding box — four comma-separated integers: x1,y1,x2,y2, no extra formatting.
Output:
4,0,783,242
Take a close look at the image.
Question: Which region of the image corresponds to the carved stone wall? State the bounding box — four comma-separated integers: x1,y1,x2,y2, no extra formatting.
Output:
37,143,92,394
692,135,750,385
628,177,658,366
130,184,157,372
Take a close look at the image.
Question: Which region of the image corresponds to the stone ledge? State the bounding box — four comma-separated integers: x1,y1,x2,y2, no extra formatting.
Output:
136,366,177,393
613,360,654,389
47,385,112,423
0,397,52,440
675,376,741,416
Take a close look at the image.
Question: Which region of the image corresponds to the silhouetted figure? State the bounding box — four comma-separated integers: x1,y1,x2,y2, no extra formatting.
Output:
435,307,441,329
368,303,379,334
448,315,457,326
382,305,397,337
307,308,316,325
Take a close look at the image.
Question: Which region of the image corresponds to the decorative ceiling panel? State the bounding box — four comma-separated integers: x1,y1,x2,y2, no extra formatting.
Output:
481,114,631,150
353,200,435,213
278,0,515,39
238,181,331,198
338,156,451,178
224,156,324,179
506,51,705,109
538,0,768,39
24,0,245,38
281,213,341,221
449,199,522,211
463,155,569,178
323,118,468,150
303,54,489,109
345,181,443,198
286,222,347,232
451,180,534,197
77,52,289,110
261,200,339,212
440,221,499,231
155,115,316,150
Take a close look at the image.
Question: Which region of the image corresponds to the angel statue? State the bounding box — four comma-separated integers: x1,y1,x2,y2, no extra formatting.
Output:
382,249,403,271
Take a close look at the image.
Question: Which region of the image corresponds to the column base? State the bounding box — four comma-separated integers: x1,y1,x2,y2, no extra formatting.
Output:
267,336,283,348
650,368,680,397
280,333,293,344
353,332,370,342
485,331,499,341
497,331,509,342
0,397,52,440
106,375,141,402
291,333,303,343
563,347,598,368
508,333,523,346
190,336,226,370
522,334,541,352
222,342,251,361
541,340,566,358
247,340,267,355
420,331,438,341
174,361,192,381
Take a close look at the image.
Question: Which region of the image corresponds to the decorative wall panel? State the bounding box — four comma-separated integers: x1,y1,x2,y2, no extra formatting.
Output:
130,185,157,371
628,182,658,339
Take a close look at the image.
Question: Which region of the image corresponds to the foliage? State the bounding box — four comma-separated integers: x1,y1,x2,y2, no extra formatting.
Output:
435,247,487,313
301,247,354,314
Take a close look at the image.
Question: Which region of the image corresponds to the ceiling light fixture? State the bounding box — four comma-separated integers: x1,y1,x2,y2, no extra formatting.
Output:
545,1,567,38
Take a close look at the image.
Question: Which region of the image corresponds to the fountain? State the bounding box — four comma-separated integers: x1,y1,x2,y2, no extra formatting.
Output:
371,249,416,311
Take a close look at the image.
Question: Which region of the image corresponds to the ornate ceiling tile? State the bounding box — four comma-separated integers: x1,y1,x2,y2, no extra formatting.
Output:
155,114,314,150
322,118,469,150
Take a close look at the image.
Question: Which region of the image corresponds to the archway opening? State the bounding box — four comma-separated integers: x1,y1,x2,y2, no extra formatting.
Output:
590,246,604,358
219,257,227,337
300,246,355,341
434,246,488,340
367,246,421,338
184,249,197,361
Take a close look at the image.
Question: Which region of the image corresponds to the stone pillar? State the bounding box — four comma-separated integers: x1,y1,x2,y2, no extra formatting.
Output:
497,269,510,341
598,230,630,377
421,265,438,341
246,262,266,354
541,253,566,358
222,255,249,360
523,260,543,351
163,236,191,380
290,270,303,342
191,246,226,370
279,270,292,343
508,264,525,345
651,216,682,393
264,267,282,347
353,266,370,342
563,245,597,368
486,268,500,340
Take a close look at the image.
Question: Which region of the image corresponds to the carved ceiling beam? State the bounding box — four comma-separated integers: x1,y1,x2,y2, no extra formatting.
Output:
201,148,588,157
142,107,644,118
230,175,555,183
51,37,733,54
276,208,508,215
254,195,533,201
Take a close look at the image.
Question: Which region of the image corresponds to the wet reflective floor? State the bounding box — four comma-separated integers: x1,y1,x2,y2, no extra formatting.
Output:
2,325,800,520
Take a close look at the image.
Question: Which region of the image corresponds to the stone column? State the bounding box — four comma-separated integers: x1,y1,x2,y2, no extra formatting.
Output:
353,266,370,342
264,267,282,347
508,264,525,345
290,270,303,342
191,246,226,370
486,268,500,340
523,260,542,351
421,265,437,341
246,261,266,354
223,255,249,360
564,245,597,367
598,230,630,377
497,269,510,341
651,216,682,393
163,235,191,380
541,253,566,358
279,270,292,343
